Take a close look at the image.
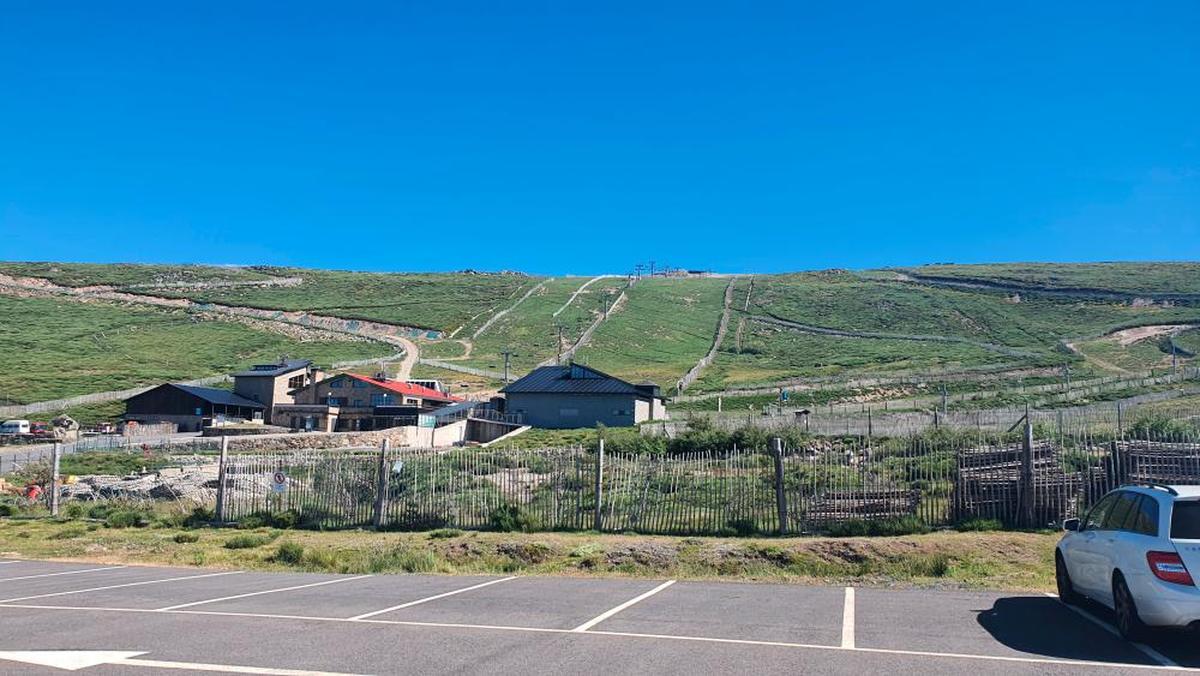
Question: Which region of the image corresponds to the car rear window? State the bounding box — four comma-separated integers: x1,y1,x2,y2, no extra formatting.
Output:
1171,501,1200,540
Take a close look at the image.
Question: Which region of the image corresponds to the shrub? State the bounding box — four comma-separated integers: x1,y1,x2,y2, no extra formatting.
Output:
236,514,267,530
87,504,114,520
173,532,201,544
825,516,930,537
955,518,1004,532
105,509,152,529
274,541,305,564
49,526,88,539
489,504,538,533
184,507,214,528
64,503,86,519
428,528,463,539
224,533,277,549
0,504,15,517
725,518,759,536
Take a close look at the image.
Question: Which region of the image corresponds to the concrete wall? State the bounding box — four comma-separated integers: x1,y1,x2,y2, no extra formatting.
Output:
505,393,639,428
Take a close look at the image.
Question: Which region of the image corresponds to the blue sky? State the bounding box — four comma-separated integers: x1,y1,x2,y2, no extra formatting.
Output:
1,2,1197,275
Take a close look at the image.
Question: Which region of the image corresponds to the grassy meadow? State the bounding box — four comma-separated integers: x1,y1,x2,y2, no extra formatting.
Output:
575,277,728,390
898,261,1200,295
0,296,392,403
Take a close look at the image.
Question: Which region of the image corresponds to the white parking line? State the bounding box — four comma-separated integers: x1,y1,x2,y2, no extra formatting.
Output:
0,571,242,604
0,566,125,583
1044,592,1180,668
158,575,375,611
347,576,517,620
571,580,676,632
0,602,1194,673
841,587,855,649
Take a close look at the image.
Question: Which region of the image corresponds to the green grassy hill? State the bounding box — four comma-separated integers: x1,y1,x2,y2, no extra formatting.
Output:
2,261,1198,404
895,261,1200,295
0,295,392,404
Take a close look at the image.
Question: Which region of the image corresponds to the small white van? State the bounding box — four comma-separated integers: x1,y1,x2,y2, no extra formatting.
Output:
0,419,31,435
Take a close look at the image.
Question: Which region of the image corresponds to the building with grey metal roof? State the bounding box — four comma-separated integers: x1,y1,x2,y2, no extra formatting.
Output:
500,363,667,429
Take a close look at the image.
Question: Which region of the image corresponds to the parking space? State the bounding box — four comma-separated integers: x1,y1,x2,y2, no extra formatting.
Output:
367,576,669,629
195,573,505,618
0,566,204,602
854,587,1160,665
596,580,845,645
1,560,1198,674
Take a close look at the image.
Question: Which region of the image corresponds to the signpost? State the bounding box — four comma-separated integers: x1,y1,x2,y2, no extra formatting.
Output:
271,471,287,494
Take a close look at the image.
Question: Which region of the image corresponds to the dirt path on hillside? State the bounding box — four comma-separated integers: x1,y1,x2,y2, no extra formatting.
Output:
552,275,616,318
1110,324,1198,346
472,278,552,339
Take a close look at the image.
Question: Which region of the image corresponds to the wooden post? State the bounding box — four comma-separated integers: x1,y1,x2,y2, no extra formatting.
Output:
772,437,787,535
593,439,605,532
214,436,229,522
1020,408,1035,528
50,442,62,517
373,439,390,529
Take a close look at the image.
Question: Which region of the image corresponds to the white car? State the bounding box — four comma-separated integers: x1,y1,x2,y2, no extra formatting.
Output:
1056,483,1200,640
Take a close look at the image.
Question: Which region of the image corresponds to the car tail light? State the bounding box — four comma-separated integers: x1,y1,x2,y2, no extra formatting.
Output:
1147,551,1195,586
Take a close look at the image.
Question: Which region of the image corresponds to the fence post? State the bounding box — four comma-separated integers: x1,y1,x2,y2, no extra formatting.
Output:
772,437,787,534
214,436,229,522
593,439,605,532
373,439,390,529
1020,410,1035,528
49,442,62,517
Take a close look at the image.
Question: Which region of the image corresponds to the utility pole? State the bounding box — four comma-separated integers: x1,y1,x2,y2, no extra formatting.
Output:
633,263,644,280
649,260,656,277
501,350,512,384
555,324,564,364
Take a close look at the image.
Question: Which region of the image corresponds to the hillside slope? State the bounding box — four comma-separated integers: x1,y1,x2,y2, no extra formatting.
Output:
2,261,1198,403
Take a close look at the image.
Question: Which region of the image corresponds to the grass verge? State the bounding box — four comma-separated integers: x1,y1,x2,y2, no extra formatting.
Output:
0,515,1056,591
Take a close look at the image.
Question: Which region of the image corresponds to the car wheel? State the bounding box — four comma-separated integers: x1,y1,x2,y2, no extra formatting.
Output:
1055,553,1078,605
1113,575,1148,642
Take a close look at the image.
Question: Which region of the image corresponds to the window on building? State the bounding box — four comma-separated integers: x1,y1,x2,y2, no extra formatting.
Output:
352,379,367,388
352,399,364,407
288,375,306,389
371,393,395,406
326,397,343,406
330,379,344,389
404,397,419,405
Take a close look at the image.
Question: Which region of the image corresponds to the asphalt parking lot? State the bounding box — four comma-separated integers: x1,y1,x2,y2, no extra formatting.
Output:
0,559,1198,674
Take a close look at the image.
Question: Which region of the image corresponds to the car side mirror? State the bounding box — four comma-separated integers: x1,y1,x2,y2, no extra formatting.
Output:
1062,518,1080,532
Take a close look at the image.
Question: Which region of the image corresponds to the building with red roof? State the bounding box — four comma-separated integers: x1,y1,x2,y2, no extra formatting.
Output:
274,372,463,432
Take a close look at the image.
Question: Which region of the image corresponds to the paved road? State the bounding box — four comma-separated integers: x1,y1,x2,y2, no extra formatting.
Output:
0,559,1197,674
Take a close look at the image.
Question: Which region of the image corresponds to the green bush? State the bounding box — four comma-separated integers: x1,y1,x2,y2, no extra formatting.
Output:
49,526,88,539
428,528,463,539
489,504,539,533
173,532,201,544
104,509,152,529
274,541,305,564
236,514,267,529
87,504,114,520
825,516,930,537
0,504,15,517
224,532,278,549
955,518,1004,532
725,518,759,536
64,503,86,519
184,507,214,528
